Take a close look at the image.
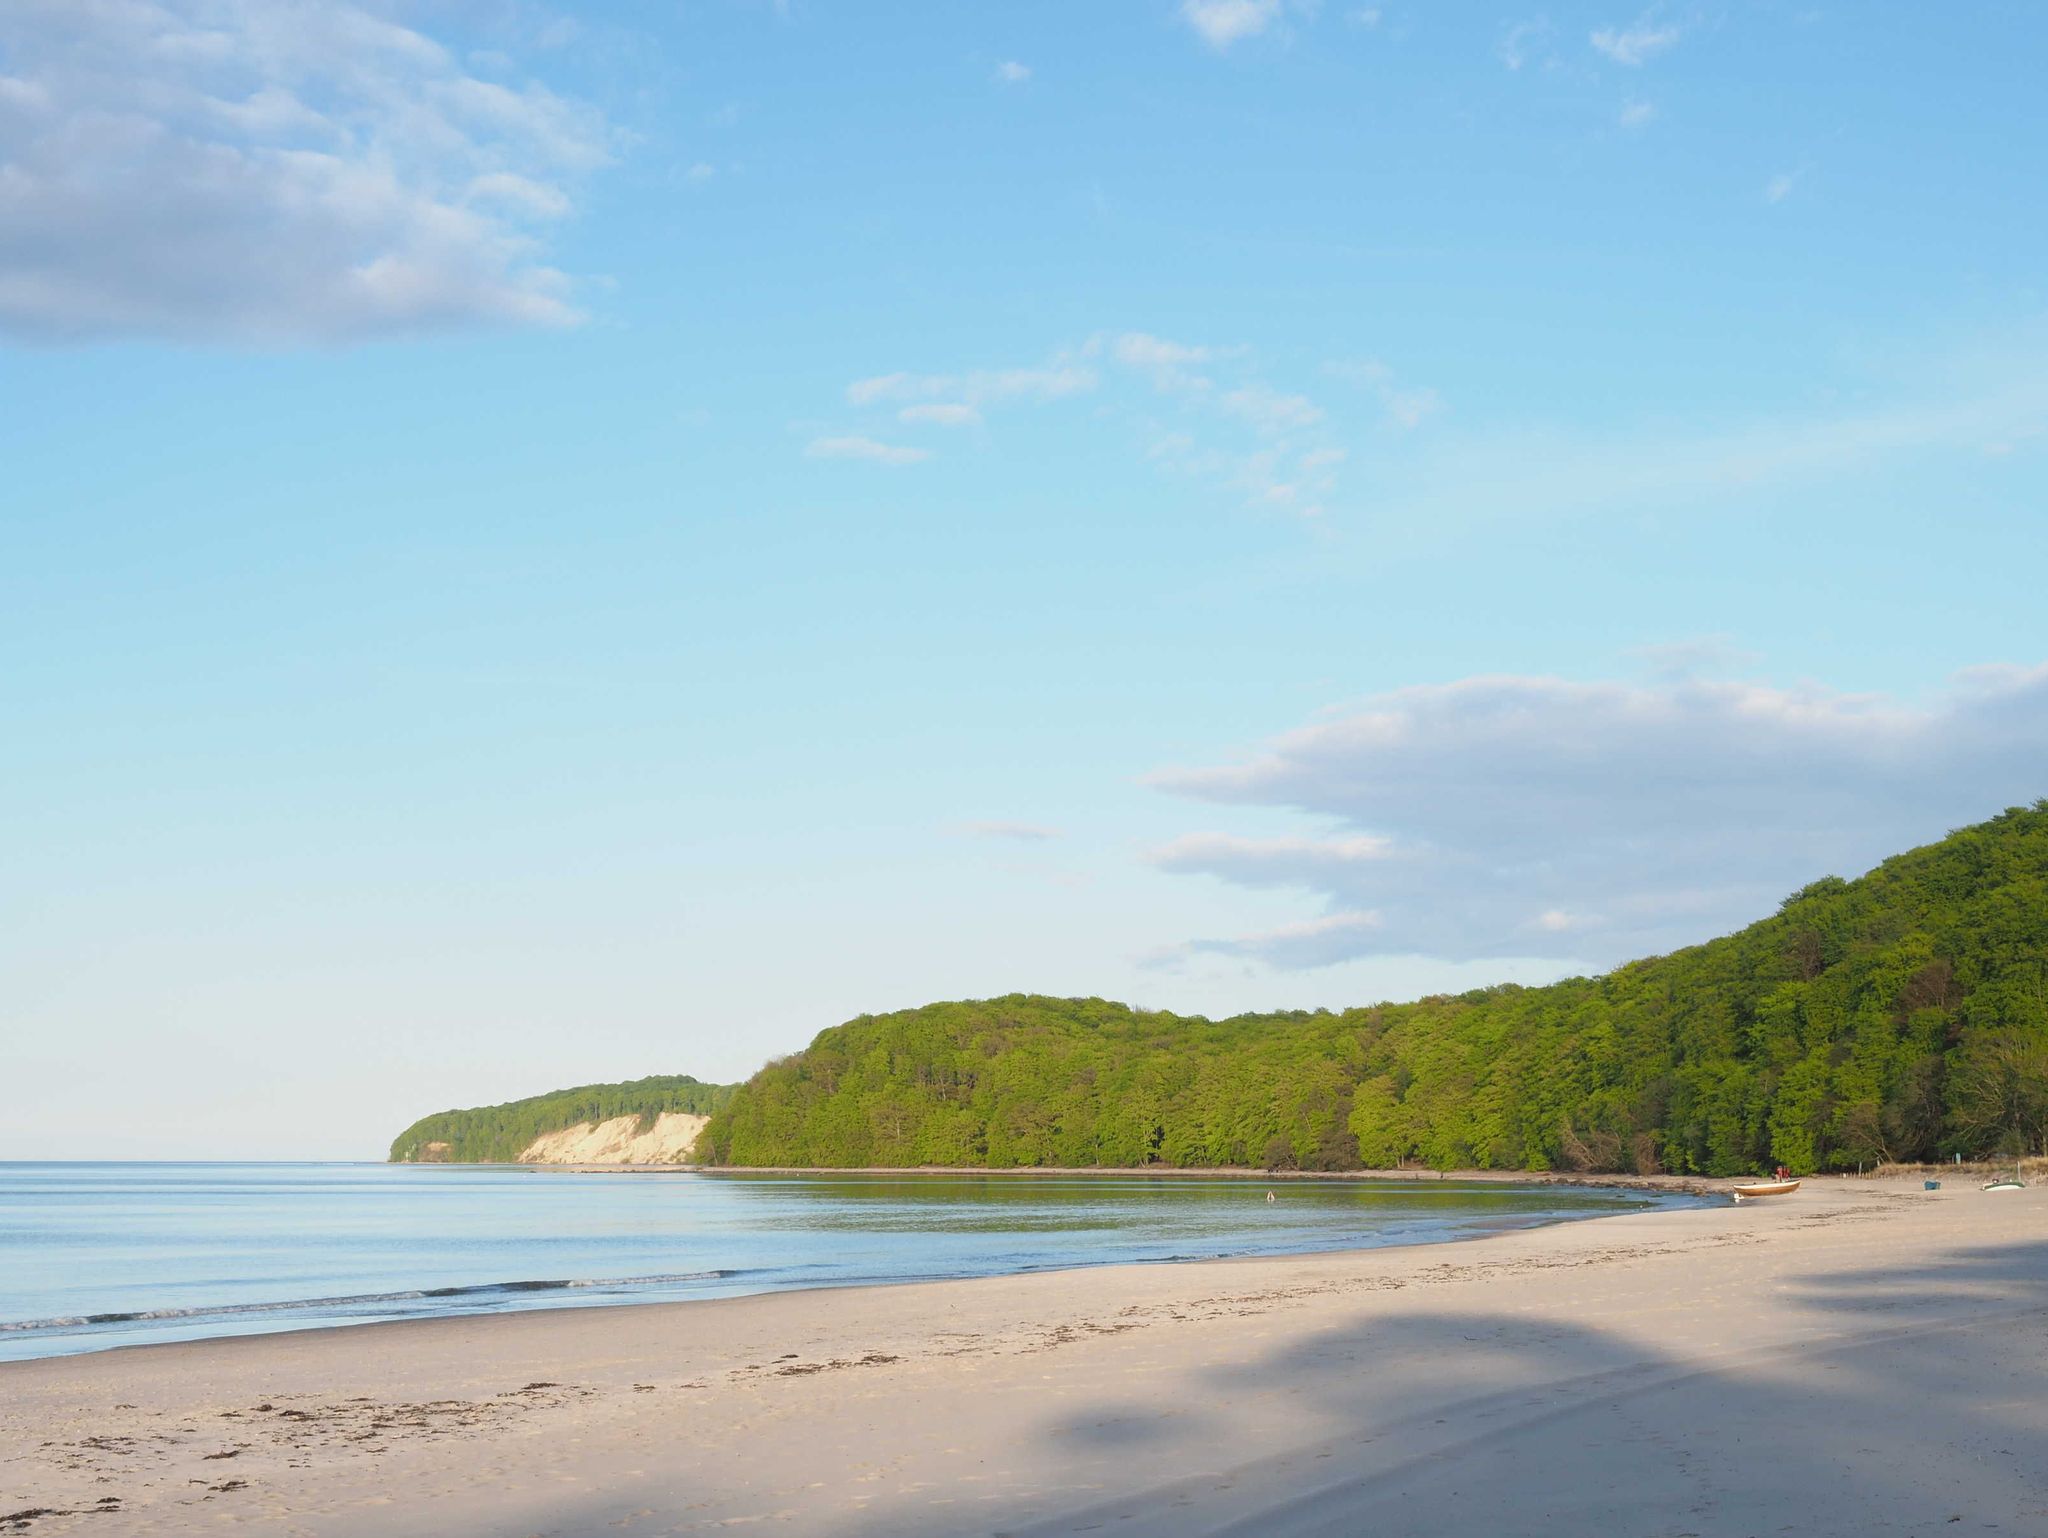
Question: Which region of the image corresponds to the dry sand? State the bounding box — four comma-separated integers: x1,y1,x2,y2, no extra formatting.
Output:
3,1175,2043,1536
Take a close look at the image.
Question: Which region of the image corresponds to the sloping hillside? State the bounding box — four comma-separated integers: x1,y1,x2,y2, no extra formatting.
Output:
389,1075,735,1164
693,805,2048,1176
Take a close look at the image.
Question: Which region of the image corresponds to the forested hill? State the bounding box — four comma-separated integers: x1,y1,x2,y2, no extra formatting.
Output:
695,805,2048,1177
389,1075,737,1163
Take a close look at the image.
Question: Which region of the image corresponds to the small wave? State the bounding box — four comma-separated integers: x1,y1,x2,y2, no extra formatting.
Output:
0,1270,744,1336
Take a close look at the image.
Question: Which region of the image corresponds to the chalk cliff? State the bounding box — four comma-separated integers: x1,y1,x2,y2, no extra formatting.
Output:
516,1111,710,1164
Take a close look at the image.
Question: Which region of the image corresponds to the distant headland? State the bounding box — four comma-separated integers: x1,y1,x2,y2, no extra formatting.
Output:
393,804,2048,1179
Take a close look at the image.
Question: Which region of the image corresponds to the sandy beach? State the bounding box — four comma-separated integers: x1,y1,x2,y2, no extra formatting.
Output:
4,1175,2043,1537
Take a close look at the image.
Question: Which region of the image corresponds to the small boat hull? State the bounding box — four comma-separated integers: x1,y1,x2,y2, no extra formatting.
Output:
1731,1179,1800,1201
1983,1180,2024,1192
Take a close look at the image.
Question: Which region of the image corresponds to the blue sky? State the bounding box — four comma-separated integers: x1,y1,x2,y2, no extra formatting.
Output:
3,1,2045,1157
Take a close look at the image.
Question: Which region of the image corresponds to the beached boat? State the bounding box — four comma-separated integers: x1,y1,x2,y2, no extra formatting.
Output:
1730,1179,1801,1201
1983,1160,2025,1191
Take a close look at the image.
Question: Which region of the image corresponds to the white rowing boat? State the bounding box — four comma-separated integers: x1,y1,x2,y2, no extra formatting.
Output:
1731,1179,1800,1201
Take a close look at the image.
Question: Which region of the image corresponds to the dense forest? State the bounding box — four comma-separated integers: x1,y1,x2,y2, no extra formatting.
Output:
389,1075,736,1163
695,806,2048,1176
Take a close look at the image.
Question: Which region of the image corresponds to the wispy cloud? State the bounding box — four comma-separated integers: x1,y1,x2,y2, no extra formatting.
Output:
833,331,1417,515
1108,334,1347,512
0,0,616,344
1146,662,2048,968
1219,383,1324,434
1144,411,1338,513
846,361,1097,409
1497,17,1552,71
826,348,1101,471
1182,0,1286,49
847,373,920,406
1113,331,1214,381
1591,12,1684,65
1352,345,2048,531
804,434,930,465
1629,635,1763,680
993,60,1031,84
1149,832,1394,887
1323,359,1444,429
1618,99,1657,128
953,820,1063,842
898,402,982,428
1765,168,1801,203
1165,910,1386,970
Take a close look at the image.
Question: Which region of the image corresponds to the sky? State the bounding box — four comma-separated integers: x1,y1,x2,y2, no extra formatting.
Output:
2,1,2045,1159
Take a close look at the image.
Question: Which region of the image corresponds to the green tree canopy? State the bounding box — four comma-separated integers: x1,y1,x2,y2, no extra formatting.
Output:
389,1075,737,1163
694,805,2048,1176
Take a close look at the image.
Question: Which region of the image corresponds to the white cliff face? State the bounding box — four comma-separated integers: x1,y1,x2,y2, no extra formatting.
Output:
516,1111,709,1164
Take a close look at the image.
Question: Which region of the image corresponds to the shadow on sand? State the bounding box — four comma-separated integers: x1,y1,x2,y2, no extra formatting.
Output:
525,1235,2048,1538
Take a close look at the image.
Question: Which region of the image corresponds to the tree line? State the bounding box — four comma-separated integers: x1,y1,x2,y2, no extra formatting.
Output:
389,1075,737,1162
694,805,2048,1176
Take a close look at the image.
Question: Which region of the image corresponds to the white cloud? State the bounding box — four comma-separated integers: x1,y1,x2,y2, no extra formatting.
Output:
1324,357,1443,428
1111,336,1342,513
1112,331,1215,388
1170,910,1385,970
804,434,931,465
1765,169,1799,203
846,360,1096,409
1182,0,1285,49
1618,99,1657,128
685,162,717,183
1148,663,2048,968
1113,332,1211,369
954,820,1062,842
846,372,912,407
531,17,582,52
994,60,1031,84
0,0,615,344
1149,832,1394,887
968,364,1100,401
841,331,1350,514
466,171,571,219
1357,353,2048,532
1591,13,1683,66
898,402,981,427
1984,424,2045,458
1630,635,1762,680
1145,428,1342,517
1497,17,1551,71
1220,382,1325,433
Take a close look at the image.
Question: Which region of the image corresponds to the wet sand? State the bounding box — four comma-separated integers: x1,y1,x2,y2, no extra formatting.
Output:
4,1175,2044,1536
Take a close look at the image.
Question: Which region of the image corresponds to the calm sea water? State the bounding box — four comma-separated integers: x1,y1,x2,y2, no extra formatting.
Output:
0,1163,1695,1361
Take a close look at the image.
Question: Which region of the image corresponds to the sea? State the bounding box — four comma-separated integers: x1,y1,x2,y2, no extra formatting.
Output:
0,1162,1701,1362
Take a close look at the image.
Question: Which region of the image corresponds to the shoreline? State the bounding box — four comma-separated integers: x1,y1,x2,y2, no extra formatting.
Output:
2,1176,1700,1367
503,1160,1740,1198
5,1175,2043,1535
